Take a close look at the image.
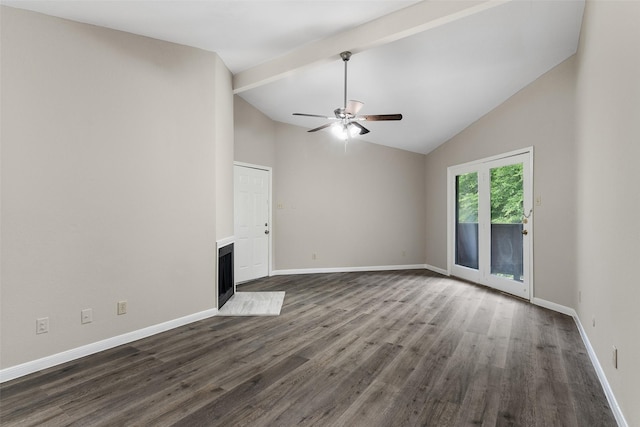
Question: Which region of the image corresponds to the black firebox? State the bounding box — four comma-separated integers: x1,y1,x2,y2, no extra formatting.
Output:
218,243,234,309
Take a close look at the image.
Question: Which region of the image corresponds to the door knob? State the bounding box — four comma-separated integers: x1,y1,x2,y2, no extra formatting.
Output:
521,229,528,235
265,230,270,235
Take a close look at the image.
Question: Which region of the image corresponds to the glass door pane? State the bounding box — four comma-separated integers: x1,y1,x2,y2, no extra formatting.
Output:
455,172,479,270
489,163,524,282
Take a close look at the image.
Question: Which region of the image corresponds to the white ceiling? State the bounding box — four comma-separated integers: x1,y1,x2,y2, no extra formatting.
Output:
2,0,585,154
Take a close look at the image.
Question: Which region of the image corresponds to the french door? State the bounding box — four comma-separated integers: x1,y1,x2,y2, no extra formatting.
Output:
449,150,533,299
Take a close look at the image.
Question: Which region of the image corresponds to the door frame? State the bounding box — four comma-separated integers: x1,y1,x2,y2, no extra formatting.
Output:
446,147,534,301
234,161,273,280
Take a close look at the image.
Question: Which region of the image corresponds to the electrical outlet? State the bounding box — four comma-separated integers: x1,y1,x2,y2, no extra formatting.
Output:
578,291,582,303
612,346,618,369
311,253,317,260
117,300,127,315
81,308,93,324
36,317,49,334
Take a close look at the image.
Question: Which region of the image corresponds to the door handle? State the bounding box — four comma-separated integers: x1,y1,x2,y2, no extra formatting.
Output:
265,230,270,235
521,229,528,235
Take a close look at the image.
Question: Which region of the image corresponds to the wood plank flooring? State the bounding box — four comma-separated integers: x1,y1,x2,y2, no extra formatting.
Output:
0,270,617,426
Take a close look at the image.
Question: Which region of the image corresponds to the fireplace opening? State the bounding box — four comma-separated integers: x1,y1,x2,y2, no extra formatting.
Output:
218,243,234,309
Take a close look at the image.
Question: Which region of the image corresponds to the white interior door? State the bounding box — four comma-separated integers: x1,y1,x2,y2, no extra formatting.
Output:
449,150,533,299
234,165,270,283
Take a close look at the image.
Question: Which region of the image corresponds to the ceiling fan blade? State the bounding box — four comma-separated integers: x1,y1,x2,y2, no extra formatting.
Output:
345,100,364,115
361,114,403,121
308,123,333,133
351,122,370,135
293,113,334,119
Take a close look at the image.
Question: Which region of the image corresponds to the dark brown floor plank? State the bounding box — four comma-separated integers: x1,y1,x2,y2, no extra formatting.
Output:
264,342,403,427
0,270,617,427
171,354,309,426
450,363,504,426
330,379,402,427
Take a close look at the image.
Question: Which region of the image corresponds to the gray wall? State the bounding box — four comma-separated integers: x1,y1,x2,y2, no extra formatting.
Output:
424,1,640,423
0,7,234,369
574,1,640,425
234,96,276,168
215,57,235,240
273,123,426,270
234,97,427,271
425,56,578,306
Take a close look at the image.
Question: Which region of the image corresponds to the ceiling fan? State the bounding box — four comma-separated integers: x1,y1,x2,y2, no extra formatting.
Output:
293,51,402,140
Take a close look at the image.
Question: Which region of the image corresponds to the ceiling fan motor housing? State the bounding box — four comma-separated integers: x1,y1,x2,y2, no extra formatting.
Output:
334,107,353,119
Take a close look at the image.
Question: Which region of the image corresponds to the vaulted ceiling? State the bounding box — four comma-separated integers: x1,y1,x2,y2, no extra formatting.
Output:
3,0,584,154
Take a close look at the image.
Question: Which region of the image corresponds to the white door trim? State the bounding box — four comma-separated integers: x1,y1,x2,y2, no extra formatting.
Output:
447,147,534,300
234,161,273,280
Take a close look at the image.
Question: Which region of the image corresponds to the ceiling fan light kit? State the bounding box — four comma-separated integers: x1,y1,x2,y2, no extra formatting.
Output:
293,51,402,143
332,122,361,140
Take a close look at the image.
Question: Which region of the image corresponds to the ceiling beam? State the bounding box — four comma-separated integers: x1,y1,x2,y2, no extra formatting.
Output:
233,0,509,94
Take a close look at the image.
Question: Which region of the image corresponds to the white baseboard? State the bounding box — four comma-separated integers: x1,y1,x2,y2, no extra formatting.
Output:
0,308,218,383
531,297,576,317
424,264,449,276
573,314,629,427
271,264,429,276
532,298,628,427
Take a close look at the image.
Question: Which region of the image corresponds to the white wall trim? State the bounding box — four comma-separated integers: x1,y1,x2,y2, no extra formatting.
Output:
573,315,629,427
531,297,575,317
533,298,628,427
0,308,218,383
233,161,271,171
425,264,449,276
216,235,235,249
272,264,429,276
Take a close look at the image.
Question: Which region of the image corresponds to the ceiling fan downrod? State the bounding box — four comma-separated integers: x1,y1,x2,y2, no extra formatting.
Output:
340,51,351,111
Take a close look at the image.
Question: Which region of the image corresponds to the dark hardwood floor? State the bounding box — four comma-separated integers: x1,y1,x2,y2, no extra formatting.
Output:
0,270,617,426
